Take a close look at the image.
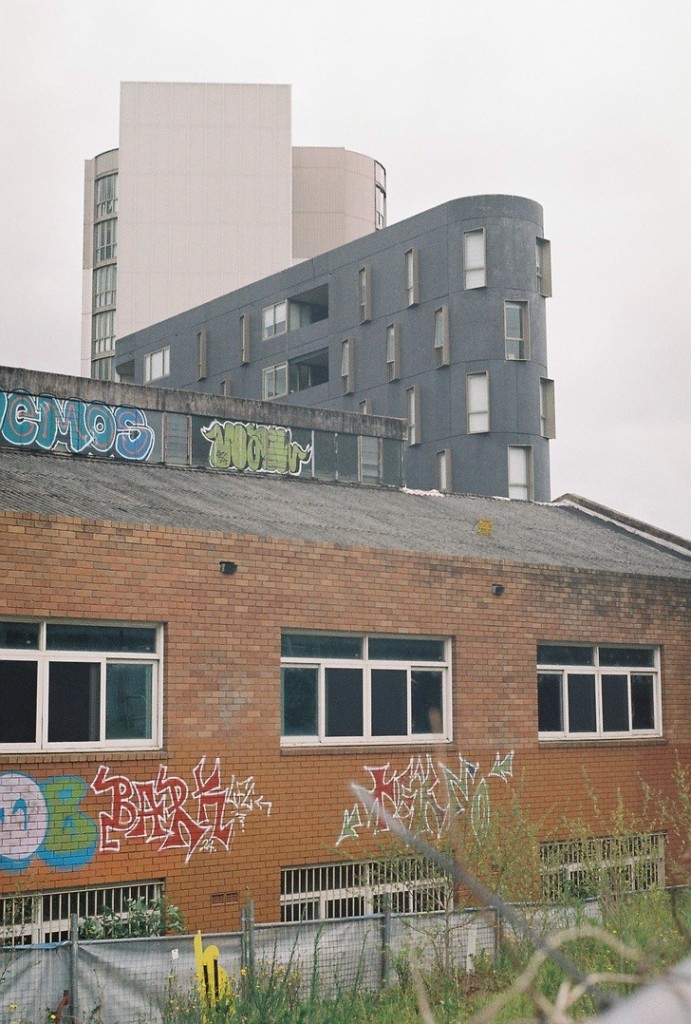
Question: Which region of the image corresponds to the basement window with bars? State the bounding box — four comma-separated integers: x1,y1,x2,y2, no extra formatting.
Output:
0,881,163,946
280,858,452,922
540,833,665,902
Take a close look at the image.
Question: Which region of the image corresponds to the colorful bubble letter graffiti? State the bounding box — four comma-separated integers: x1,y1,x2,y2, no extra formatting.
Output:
0,389,155,460
91,757,272,864
337,752,514,846
0,771,98,871
201,419,312,474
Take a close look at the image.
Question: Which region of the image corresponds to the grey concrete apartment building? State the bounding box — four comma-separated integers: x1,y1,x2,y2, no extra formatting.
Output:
83,82,386,381
116,194,554,500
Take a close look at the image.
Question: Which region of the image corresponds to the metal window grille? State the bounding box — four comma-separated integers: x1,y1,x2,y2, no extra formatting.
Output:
540,832,665,901
280,858,451,923
0,880,163,946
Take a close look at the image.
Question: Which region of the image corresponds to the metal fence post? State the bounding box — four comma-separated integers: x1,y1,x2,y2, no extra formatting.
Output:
70,913,80,1023
240,898,255,979
379,893,391,989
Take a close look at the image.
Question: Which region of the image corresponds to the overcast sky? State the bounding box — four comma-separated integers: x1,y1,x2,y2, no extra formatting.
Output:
1,0,689,538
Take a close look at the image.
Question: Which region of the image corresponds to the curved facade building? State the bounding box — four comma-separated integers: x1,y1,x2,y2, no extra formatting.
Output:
116,194,554,501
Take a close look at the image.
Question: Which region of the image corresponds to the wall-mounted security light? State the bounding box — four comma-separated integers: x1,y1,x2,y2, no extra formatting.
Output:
492,584,505,596
219,561,238,575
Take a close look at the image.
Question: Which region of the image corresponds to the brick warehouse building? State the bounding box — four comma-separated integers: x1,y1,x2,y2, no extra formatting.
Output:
0,367,690,939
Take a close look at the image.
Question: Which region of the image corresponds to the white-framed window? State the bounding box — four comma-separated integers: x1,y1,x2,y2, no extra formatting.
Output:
0,621,162,752
93,264,117,309
197,330,208,380
262,362,288,399
467,372,489,433
537,644,661,740
508,445,533,500
1,880,162,946
433,306,449,367
406,385,421,446
359,398,373,415
341,338,354,395
92,310,116,356
436,449,452,493
94,219,117,263
358,266,372,322
94,173,118,219
262,301,287,340
281,633,451,746
375,163,387,230
505,301,529,359
144,346,170,382
463,228,486,289
386,323,400,381
404,247,419,306
540,378,556,438
541,833,665,902
280,857,450,922
536,238,552,297
240,314,250,364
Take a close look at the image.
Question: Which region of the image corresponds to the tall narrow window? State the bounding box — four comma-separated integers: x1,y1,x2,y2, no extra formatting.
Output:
92,310,115,355
467,372,489,433
341,338,354,395
375,163,387,229
240,314,250,364
197,330,208,380
540,378,556,438
359,398,373,415
94,173,118,218
94,220,117,263
386,324,400,381
406,386,421,446
358,267,372,322
505,301,529,359
404,248,419,306
433,306,449,367
93,265,117,309
508,446,533,500
536,238,552,297
262,301,287,339
436,450,452,492
464,229,486,289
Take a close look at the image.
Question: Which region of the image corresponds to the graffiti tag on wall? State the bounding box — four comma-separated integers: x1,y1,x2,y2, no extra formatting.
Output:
0,389,155,460
337,752,514,846
0,759,271,872
201,419,312,474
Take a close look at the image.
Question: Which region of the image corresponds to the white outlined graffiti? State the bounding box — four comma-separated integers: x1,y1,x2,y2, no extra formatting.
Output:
201,419,312,474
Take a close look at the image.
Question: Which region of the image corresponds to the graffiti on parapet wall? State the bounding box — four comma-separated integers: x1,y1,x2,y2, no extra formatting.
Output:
0,772,98,870
336,751,514,846
0,389,155,460
92,757,272,864
201,419,312,474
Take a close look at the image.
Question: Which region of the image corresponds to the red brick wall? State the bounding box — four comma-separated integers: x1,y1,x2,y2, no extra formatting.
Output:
1,509,689,930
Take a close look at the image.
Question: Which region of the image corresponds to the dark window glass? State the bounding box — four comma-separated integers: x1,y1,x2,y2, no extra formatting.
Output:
412,670,443,733
281,634,362,659
325,668,362,737
312,431,337,480
47,625,156,653
282,667,318,735
165,414,189,465
48,662,100,742
0,623,39,649
336,433,359,483
567,673,596,732
599,647,655,668
381,438,403,487
105,663,152,739
371,669,407,735
0,661,37,742
602,674,629,731
369,637,446,662
631,675,655,729
538,672,563,731
537,645,594,666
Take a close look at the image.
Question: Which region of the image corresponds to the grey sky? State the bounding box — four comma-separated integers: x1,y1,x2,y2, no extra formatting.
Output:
1,0,689,538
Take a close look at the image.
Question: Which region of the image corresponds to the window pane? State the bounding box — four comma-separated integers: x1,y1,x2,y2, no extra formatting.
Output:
567,673,596,732
602,674,629,732
106,663,152,740
281,667,318,736
0,661,37,742
325,668,363,737
537,645,594,666
48,663,100,742
369,637,446,662
538,672,562,731
411,670,443,734
281,634,362,659
631,675,655,729
371,669,407,735
0,622,39,649
599,647,655,668
47,625,156,653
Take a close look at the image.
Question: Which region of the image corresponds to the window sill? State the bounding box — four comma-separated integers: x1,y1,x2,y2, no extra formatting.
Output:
281,738,453,755
538,736,666,749
0,747,167,764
